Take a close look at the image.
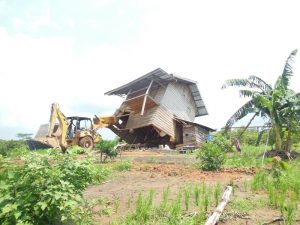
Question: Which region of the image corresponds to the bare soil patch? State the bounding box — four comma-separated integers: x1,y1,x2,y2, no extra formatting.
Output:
84,151,253,224
84,150,293,225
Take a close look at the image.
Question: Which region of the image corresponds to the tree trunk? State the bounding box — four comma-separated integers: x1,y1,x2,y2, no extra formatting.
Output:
273,123,282,150
286,123,292,152
231,113,258,148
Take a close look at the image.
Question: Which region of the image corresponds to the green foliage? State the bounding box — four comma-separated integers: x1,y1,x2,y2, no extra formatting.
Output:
197,142,226,171
66,145,86,154
0,140,28,157
270,157,289,180
114,184,224,225
0,152,107,225
224,145,265,169
128,191,154,224
193,186,200,206
210,132,232,152
160,187,169,210
183,187,191,210
113,160,133,171
16,133,33,140
214,183,221,207
251,161,300,223
222,49,300,151
229,197,268,213
95,139,118,161
230,128,260,146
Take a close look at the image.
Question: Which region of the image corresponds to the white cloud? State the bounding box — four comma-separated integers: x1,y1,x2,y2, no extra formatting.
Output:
30,8,60,30
12,18,25,29
1,0,300,139
0,28,125,137
64,18,75,29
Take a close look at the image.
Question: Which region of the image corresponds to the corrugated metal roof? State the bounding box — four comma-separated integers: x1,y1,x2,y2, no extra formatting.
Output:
105,68,208,117
175,117,216,132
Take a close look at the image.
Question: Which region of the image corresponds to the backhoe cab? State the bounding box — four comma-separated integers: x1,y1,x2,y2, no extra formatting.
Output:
28,103,115,151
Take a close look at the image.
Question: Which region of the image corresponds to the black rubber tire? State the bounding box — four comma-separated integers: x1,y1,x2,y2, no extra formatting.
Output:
79,136,94,150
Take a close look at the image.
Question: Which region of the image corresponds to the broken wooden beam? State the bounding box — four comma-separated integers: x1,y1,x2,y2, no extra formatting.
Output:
205,186,232,225
141,79,153,115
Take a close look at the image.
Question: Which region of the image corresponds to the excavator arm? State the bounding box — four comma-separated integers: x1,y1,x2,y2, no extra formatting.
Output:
48,103,69,150
28,103,117,151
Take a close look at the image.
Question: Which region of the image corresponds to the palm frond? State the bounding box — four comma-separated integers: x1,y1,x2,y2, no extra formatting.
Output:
294,92,300,99
281,49,298,88
224,100,256,131
221,78,249,89
248,75,272,93
239,89,260,98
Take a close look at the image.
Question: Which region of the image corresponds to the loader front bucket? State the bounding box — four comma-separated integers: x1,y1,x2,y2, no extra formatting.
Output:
27,124,61,150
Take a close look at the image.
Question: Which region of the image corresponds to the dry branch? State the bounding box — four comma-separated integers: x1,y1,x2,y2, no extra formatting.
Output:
205,186,232,225
262,217,283,225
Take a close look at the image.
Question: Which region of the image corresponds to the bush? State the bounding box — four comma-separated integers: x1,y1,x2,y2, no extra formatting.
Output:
95,140,118,161
0,140,28,157
0,152,105,225
210,132,232,152
197,142,226,171
66,145,85,154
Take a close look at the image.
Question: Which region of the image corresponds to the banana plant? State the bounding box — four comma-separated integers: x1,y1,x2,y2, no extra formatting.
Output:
222,49,299,151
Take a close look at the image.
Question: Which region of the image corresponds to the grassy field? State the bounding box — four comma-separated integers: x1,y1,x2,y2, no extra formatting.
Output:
1,144,300,224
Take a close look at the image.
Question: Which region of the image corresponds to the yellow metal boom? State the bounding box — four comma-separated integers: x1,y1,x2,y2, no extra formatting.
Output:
48,103,69,150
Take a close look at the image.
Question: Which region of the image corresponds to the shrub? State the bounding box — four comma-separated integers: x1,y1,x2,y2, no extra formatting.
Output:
211,132,232,152
0,139,28,157
66,145,85,154
0,152,105,225
95,140,118,161
197,142,226,171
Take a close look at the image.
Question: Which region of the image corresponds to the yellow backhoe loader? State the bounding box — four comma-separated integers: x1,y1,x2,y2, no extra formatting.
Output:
28,103,116,151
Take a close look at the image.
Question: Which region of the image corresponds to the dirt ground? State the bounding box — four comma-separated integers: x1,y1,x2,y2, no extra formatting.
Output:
84,150,297,225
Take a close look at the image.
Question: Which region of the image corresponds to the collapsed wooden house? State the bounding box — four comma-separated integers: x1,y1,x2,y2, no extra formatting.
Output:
105,68,214,149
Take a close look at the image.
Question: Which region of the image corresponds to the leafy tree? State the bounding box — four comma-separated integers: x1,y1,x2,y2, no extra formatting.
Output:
16,133,33,140
230,128,260,146
222,49,299,151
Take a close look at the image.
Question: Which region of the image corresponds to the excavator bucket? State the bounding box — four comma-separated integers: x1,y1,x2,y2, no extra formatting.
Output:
27,124,61,150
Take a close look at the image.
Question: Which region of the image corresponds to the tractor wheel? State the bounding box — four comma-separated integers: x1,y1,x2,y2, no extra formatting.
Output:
79,136,94,150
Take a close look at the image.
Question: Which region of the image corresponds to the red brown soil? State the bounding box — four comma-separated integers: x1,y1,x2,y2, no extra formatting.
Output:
84,150,254,224
84,150,296,225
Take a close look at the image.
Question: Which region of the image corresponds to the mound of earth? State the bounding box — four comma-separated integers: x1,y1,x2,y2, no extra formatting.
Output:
262,149,300,160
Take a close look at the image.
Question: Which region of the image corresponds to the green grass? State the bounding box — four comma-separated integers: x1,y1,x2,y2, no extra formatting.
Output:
224,145,266,168
251,159,300,223
229,197,268,213
112,184,225,225
113,160,133,171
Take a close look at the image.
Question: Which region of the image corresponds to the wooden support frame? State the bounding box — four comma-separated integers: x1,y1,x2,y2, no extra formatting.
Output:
153,78,166,88
125,89,132,100
126,87,148,99
140,80,153,115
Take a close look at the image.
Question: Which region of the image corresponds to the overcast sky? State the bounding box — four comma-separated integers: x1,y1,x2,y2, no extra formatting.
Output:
1,0,300,139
